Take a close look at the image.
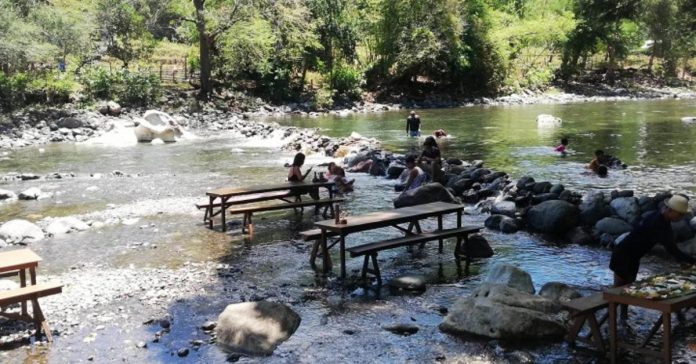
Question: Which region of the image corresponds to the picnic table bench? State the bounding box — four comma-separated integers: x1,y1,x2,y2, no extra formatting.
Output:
0,249,62,342
308,202,484,282
202,181,341,232
563,292,609,354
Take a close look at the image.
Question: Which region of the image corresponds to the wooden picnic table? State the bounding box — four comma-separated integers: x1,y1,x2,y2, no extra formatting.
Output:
604,286,696,363
205,181,336,232
313,201,466,279
0,249,62,341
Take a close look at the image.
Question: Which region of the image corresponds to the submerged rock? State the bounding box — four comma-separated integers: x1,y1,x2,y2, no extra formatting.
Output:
45,217,90,236
393,183,458,208
18,187,42,200
538,282,581,302
463,235,494,258
595,217,633,236
215,301,300,356
390,275,426,291
0,189,17,201
383,323,419,336
484,264,534,294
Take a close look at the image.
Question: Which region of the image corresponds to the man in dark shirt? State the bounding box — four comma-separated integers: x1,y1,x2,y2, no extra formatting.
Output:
406,111,421,137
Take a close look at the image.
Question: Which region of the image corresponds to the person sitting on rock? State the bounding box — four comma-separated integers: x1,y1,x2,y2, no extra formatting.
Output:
395,155,427,192
418,136,443,183
609,195,696,319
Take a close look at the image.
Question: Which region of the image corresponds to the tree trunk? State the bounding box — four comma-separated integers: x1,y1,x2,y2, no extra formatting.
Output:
194,0,212,99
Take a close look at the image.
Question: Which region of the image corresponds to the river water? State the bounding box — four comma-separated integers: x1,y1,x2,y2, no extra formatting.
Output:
1,98,696,363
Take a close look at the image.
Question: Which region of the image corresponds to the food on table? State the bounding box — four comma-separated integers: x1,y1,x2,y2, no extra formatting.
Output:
622,271,696,300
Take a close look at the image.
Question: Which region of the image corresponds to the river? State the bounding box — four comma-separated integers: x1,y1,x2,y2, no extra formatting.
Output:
1,98,696,363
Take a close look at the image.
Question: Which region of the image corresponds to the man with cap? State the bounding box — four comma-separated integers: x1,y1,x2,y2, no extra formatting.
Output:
610,195,696,317
406,111,421,137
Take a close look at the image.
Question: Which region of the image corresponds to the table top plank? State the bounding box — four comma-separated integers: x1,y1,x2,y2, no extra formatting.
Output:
314,202,464,233
207,181,335,198
604,287,696,312
0,249,42,273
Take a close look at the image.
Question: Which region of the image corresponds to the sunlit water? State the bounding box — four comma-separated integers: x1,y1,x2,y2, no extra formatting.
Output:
1,98,696,363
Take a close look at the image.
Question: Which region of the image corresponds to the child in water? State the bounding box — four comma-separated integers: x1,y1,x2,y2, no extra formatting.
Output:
555,137,568,154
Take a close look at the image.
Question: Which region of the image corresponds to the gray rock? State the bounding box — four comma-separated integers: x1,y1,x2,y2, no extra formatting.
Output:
499,217,519,234
564,226,596,245
610,197,641,225
201,321,217,331
45,217,90,236
18,187,42,200
610,190,634,199
599,233,615,247
532,192,559,204
393,183,458,208
595,217,633,235
0,189,17,201
382,323,419,336
549,184,565,195
484,264,534,294
690,217,696,232
451,178,474,195
516,176,535,190
532,181,552,194
677,237,696,256
390,275,426,291
386,162,405,179
526,200,579,234
439,283,565,340
0,219,45,244
107,101,122,116
177,348,189,357
215,301,300,356
485,215,505,230
579,197,611,226
538,282,581,302
491,201,516,217
463,235,494,258
56,117,84,129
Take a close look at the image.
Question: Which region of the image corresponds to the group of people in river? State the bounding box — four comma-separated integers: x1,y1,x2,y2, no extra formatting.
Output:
554,137,626,177
287,152,355,195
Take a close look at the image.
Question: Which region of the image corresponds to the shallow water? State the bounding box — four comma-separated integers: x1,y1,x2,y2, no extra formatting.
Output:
2,98,696,363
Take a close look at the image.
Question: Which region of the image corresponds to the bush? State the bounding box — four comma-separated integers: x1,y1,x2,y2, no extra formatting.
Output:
28,72,77,104
310,87,334,111
79,67,161,106
327,65,363,100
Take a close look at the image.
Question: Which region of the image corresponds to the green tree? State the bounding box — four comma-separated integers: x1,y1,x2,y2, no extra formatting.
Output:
96,0,156,68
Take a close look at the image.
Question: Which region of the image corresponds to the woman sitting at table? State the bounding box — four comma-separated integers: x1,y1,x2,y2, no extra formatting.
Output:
287,152,319,199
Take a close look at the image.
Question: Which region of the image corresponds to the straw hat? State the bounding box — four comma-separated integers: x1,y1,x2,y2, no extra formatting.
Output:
665,195,689,214
410,111,416,115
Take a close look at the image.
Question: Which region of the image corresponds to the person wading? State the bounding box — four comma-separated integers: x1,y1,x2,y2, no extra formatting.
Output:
609,195,696,319
406,111,421,137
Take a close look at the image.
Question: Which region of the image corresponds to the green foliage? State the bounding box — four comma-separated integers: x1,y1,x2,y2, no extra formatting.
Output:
80,67,160,106
0,71,77,110
310,86,334,110
96,0,156,67
328,64,363,99
27,71,77,103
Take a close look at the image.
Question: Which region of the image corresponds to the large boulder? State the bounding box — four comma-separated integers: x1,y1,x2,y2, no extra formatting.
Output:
579,194,611,226
215,301,301,356
393,183,458,208
526,200,579,234
484,264,534,294
45,217,90,236
564,226,596,245
386,162,405,179
0,220,44,244
491,201,516,218
595,217,633,236
134,110,183,142
463,235,494,258
610,197,641,226
536,114,562,128
18,187,42,200
439,283,565,340
672,218,695,243
56,117,84,129
107,101,122,116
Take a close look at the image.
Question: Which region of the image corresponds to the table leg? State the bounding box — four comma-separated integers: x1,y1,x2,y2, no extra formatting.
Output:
457,210,462,228
321,229,330,274
437,215,443,253
340,234,346,279
19,269,27,316
609,302,617,364
208,195,214,228
30,267,36,285
662,312,672,364
221,196,228,232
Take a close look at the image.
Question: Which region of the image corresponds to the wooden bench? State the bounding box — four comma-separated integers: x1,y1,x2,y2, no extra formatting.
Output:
346,226,482,285
196,191,293,223
562,292,609,354
0,282,63,342
227,198,345,233
299,229,341,269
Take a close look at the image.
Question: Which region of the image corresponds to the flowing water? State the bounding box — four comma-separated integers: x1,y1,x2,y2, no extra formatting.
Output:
1,98,696,363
